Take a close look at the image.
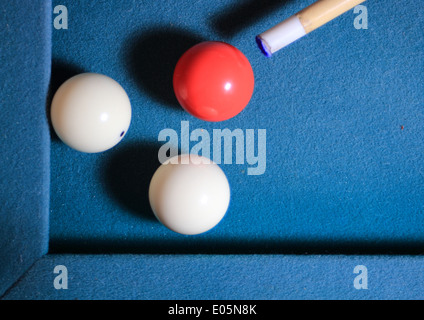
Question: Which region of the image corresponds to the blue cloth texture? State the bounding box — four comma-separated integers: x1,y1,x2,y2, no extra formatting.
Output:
49,0,424,253
1,0,424,300
3,254,424,300
0,1,51,297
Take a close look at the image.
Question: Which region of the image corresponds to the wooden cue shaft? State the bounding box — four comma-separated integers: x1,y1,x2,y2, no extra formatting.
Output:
297,0,366,34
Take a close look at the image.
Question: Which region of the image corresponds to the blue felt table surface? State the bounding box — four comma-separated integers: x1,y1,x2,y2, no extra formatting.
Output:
1,0,424,301
49,0,424,253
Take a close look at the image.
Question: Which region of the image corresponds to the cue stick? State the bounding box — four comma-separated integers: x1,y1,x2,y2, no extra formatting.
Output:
256,0,366,57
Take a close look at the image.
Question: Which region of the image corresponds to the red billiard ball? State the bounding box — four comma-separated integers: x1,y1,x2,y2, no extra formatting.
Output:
173,41,254,122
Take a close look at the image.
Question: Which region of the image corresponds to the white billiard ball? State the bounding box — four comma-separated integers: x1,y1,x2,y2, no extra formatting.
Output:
51,73,131,153
149,154,231,235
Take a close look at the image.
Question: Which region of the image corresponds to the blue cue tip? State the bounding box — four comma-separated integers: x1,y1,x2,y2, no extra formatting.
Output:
255,36,272,58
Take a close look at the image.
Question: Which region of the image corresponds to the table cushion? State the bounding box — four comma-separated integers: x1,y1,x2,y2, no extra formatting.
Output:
0,0,51,296
2,254,424,300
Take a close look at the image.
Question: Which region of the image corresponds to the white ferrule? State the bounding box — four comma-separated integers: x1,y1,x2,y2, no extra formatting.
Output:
258,15,307,54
